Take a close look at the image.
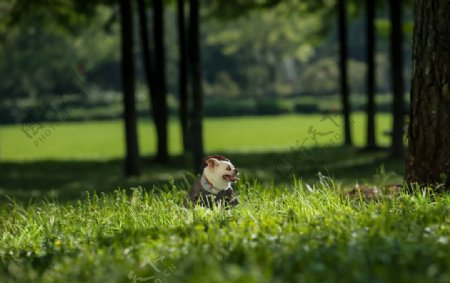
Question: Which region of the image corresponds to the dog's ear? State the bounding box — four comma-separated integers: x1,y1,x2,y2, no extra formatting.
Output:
205,158,219,169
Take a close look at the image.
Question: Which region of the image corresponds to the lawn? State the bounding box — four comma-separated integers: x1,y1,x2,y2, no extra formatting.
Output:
0,114,449,282
0,113,393,160
0,114,402,199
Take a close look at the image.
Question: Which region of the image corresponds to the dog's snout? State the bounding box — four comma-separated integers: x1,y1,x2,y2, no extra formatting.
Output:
234,168,239,174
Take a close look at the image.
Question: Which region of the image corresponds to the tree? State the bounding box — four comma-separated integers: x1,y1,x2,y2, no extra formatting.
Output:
365,0,376,149
136,0,170,163
136,0,157,146
188,0,204,173
406,0,450,187
153,0,169,162
119,0,141,176
5,0,141,176
177,0,190,153
205,6,322,97
337,0,352,146
389,0,405,158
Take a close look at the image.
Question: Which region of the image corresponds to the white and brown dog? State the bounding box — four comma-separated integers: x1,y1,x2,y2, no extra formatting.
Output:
188,155,239,208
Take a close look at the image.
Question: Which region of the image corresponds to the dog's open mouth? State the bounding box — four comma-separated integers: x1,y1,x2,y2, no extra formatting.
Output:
223,175,239,182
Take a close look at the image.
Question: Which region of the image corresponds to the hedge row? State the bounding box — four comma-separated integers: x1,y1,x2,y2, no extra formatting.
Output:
0,96,401,124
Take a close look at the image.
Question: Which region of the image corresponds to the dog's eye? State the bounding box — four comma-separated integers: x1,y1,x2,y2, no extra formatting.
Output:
227,166,231,171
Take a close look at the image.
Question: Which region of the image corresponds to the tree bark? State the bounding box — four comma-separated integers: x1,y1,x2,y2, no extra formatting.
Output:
366,0,377,149
188,0,204,173
177,0,190,153
337,0,352,146
406,0,450,187
136,0,158,155
136,0,154,91
119,0,141,176
153,0,169,162
390,0,405,158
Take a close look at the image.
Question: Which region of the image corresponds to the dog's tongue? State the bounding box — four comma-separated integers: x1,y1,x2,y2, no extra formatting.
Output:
224,175,238,182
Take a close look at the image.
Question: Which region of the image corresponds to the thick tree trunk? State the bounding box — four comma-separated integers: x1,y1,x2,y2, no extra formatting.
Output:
153,0,169,162
365,0,377,149
389,0,405,158
119,0,140,176
406,0,450,187
337,0,352,146
189,0,204,173
177,0,190,153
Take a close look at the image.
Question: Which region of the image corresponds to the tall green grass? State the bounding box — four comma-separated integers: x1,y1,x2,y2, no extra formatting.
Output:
1,179,449,283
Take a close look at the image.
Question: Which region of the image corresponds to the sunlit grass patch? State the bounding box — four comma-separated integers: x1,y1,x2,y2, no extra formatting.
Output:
0,113,392,161
0,179,449,283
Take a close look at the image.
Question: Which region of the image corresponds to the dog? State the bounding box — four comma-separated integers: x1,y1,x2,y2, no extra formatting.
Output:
188,155,239,208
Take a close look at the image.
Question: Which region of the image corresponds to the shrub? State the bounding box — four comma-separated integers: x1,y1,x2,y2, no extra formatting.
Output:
204,99,256,117
255,98,293,115
294,102,320,114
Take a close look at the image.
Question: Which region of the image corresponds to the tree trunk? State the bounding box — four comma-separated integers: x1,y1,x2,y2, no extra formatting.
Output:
136,0,158,155
406,0,450,187
177,0,190,153
389,0,405,158
119,0,140,176
136,0,154,91
153,0,169,162
337,0,352,146
365,0,377,149
188,0,204,173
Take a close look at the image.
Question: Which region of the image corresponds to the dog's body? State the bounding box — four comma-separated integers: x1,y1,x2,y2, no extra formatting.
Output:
188,156,239,208
189,175,238,208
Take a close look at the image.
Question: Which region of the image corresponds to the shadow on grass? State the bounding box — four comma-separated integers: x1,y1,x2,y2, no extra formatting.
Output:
0,146,404,201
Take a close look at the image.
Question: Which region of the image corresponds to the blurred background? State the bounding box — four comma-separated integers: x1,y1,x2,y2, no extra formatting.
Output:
0,0,411,200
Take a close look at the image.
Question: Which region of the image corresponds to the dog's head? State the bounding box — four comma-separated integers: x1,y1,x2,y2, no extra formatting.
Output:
203,156,239,191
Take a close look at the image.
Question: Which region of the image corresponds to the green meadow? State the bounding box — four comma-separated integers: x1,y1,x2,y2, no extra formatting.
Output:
1,113,392,160
1,114,449,283
0,114,402,199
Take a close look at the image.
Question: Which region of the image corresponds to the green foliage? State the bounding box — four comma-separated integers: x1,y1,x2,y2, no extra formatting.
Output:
301,55,392,94
205,0,281,20
255,98,293,115
1,91,405,124
0,5,119,102
204,72,241,97
294,102,319,114
3,0,104,32
204,4,323,97
301,57,339,94
0,182,449,282
204,98,256,117
0,21,79,99
0,0,414,108
376,19,414,39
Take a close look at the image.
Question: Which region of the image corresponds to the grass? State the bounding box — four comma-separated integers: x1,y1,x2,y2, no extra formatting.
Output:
0,181,449,283
0,114,402,200
0,147,404,200
0,114,448,282
0,113,393,160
